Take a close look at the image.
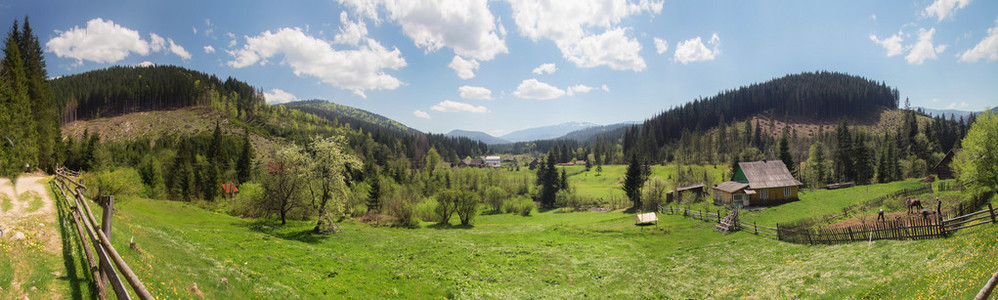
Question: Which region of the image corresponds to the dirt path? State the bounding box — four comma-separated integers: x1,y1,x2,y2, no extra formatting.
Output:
0,176,64,299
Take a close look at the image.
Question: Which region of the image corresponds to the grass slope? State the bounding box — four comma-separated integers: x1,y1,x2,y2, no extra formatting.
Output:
102,187,997,299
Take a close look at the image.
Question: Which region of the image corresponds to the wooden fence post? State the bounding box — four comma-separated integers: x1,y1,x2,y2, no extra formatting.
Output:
100,195,114,289
989,203,996,224
754,222,758,235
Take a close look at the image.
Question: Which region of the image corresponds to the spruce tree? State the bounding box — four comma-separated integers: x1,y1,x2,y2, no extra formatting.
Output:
0,21,36,178
18,17,59,172
236,127,253,183
834,119,854,182
778,129,794,176
622,153,645,209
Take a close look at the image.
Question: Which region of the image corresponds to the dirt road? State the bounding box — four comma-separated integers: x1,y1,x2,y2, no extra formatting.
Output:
0,176,65,299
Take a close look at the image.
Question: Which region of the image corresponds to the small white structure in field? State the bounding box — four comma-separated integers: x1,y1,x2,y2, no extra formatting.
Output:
635,212,658,225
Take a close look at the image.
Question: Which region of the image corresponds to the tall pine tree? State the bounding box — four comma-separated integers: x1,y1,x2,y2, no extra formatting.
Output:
236,127,254,183
0,21,36,179
18,17,59,172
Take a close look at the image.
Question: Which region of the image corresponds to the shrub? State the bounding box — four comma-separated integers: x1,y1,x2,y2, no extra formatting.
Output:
483,186,507,213
453,190,480,225
383,197,419,228
555,190,583,210
414,198,438,222
503,196,534,216
82,168,143,205
228,182,265,217
434,190,457,224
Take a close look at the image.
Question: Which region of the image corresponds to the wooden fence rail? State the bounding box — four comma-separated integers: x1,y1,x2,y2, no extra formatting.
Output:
661,201,997,245
53,167,154,300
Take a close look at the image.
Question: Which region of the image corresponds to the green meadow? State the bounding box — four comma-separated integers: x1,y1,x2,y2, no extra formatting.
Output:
65,176,996,299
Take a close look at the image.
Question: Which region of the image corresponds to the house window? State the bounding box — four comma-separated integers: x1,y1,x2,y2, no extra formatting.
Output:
761,189,768,200
784,187,791,197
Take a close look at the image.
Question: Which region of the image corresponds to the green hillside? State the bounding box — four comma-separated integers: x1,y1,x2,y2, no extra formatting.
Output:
281,99,417,135
79,183,997,299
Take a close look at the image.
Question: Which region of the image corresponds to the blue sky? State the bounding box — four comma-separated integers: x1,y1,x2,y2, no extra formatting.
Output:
3,0,997,135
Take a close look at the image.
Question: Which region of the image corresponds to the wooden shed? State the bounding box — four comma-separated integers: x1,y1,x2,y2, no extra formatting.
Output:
667,183,705,203
713,160,802,206
933,148,960,179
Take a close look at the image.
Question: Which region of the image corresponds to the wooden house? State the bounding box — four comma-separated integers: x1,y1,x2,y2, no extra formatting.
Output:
483,156,502,168
667,183,705,203
933,148,960,179
713,160,802,206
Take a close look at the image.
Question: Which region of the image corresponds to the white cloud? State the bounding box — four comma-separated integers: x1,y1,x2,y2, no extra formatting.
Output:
334,11,368,46
601,84,609,92
513,79,566,100
653,37,668,54
947,101,969,109
263,88,298,104
674,33,720,64
168,38,192,59
958,20,998,63
870,31,906,57
532,63,557,75
203,45,216,54
448,55,479,79
507,0,662,71
870,14,877,21
905,28,946,65
227,27,406,97
431,100,489,113
922,0,972,22
136,61,155,67
413,110,431,119
46,18,152,65
458,86,493,100
566,84,595,96
45,18,192,66
339,0,507,61
149,33,166,52
227,32,237,48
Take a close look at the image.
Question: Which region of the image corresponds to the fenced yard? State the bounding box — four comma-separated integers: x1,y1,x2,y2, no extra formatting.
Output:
662,201,998,245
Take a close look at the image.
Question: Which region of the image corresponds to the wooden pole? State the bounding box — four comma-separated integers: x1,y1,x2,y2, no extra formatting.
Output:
977,269,998,300
989,203,996,224
754,222,758,235
100,196,114,289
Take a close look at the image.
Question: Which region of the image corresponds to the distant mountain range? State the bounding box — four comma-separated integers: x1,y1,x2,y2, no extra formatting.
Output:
445,130,511,144
916,107,996,119
446,121,638,144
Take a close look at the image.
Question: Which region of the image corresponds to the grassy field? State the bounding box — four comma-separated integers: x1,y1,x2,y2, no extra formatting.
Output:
567,164,726,201
88,187,998,299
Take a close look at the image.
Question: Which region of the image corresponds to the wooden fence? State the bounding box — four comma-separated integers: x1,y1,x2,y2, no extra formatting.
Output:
660,201,998,245
52,167,153,300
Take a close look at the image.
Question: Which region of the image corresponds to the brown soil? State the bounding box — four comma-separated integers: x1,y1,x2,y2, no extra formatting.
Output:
0,176,63,299
825,209,951,229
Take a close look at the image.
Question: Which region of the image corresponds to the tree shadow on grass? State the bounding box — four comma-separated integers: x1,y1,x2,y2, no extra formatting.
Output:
425,223,474,230
238,219,331,244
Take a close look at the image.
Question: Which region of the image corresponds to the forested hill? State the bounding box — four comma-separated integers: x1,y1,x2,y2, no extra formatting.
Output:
50,65,262,123
626,71,899,151
280,100,417,135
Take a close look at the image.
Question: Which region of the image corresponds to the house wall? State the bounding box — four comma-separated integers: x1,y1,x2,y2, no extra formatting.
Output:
748,186,799,204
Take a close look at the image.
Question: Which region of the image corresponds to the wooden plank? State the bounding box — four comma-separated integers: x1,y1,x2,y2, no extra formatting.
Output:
73,188,154,300
949,221,993,231
54,179,107,300
945,215,994,228
976,269,998,300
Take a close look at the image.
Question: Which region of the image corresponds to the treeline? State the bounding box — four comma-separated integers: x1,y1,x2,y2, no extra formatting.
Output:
0,17,61,176
623,71,899,162
51,65,263,123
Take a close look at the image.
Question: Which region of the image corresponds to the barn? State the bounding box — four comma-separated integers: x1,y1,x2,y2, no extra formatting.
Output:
713,160,802,206
933,148,960,179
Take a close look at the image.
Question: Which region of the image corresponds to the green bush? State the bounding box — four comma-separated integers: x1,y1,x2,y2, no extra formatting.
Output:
454,190,480,225
383,197,419,228
503,196,534,216
434,190,457,224
228,182,265,218
81,168,143,205
415,197,440,222
482,186,507,213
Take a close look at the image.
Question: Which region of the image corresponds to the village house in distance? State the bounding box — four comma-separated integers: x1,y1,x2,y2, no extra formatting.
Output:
713,160,802,207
